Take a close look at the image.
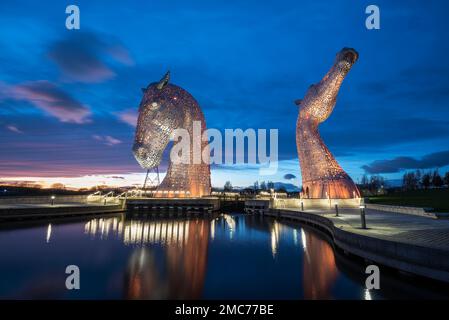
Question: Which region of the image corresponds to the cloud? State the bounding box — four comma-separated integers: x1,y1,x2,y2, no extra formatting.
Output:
10,81,91,124
110,176,125,180
6,125,23,134
362,150,449,174
93,135,122,146
48,31,133,83
116,108,138,126
283,173,296,180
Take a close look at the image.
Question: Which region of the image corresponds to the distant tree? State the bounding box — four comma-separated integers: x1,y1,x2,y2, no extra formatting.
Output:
402,172,409,190
253,181,259,191
415,170,422,188
402,171,419,191
369,175,385,193
223,181,233,191
360,174,369,187
260,181,267,191
422,172,431,189
267,181,275,190
51,183,65,189
444,172,449,187
432,170,444,188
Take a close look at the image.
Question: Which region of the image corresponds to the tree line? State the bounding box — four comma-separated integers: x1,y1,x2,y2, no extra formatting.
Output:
223,181,277,191
402,169,449,190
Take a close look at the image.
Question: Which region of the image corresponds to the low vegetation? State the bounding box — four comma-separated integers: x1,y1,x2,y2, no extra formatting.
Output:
368,189,449,212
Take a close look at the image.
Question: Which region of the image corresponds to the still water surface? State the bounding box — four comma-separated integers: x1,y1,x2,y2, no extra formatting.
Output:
0,213,447,299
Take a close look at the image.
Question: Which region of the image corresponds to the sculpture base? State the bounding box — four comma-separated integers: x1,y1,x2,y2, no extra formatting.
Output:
302,178,361,199
300,198,362,209
267,198,362,210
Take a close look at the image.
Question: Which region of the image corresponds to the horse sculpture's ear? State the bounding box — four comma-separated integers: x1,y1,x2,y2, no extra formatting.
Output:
294,99,302,106
157,70,170,90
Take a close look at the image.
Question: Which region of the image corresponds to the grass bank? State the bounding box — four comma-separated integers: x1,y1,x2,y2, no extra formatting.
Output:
368,188,449,212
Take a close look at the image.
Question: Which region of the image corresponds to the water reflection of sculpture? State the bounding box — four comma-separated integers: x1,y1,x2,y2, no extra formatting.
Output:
301,229,338,299
85,217,209,299
295,48,361,199
132,72,211,198
267,221,338,299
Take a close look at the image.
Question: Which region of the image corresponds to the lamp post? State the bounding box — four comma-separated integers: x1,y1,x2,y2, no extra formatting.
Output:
334,201,339,217
51,195,55,206
360,204,367,229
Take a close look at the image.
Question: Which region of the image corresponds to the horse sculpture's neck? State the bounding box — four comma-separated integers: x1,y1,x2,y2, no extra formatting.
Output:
296,48,361,199
158,105,211,198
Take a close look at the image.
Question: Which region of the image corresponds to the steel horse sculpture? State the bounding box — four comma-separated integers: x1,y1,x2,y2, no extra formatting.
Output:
133,71,211,198
295,48,361,199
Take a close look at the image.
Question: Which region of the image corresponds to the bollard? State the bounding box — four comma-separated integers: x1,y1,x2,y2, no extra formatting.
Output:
360,205,367,229
51,195,55,206
335,204,339,217
301,201,304,211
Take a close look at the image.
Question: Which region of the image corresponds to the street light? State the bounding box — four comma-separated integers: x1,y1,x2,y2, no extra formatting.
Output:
51,195,55,206
359,204,367,229
335,201,339,217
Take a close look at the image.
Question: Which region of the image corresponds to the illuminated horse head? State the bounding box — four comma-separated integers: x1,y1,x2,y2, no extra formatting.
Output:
132,72,211,197
295,48,361,199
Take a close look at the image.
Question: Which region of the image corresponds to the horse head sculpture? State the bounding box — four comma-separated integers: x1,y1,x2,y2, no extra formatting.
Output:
296,48,361,199
133,71,211,197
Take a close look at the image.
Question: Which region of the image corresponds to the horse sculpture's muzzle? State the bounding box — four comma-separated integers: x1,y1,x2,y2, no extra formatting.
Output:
132,143,161,169
336,48,358,74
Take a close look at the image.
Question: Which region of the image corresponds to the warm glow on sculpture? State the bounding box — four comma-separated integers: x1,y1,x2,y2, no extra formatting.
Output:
132,71,211,197
295,48,361,199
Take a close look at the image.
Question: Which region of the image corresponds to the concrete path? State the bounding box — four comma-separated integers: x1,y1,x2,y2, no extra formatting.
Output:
284,207,449,251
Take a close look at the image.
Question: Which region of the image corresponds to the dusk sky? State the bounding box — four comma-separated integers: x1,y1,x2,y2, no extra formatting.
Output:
1,0,449,188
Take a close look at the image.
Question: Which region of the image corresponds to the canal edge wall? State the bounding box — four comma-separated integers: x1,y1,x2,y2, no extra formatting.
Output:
0,204,124,221
266,209,449,284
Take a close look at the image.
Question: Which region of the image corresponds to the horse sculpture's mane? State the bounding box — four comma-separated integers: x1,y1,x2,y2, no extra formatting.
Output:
133,72,211,198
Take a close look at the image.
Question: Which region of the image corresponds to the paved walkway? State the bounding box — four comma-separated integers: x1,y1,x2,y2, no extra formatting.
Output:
283,207,449,251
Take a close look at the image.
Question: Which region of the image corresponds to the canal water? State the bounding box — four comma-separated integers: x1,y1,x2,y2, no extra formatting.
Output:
0,213,447,299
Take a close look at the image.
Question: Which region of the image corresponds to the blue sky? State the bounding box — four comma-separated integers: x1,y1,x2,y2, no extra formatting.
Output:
1,0,449,188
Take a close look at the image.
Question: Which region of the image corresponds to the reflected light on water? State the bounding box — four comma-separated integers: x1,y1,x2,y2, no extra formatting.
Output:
222,214,235,239
267,221,338,298
0,214,444,299
270,221,304,258
271,221,280,257
210,219,215,240
84,216,211,299
364,289,372,300
302,228,338,299
46,223,52,243
85,217,194,246
301,229,307,251
82,216,342,300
